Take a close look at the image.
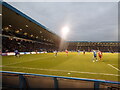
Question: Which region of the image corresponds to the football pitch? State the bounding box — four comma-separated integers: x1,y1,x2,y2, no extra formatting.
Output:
2,52,119,82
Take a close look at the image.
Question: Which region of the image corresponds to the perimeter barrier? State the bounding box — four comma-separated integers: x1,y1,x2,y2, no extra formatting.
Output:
1,71,120,90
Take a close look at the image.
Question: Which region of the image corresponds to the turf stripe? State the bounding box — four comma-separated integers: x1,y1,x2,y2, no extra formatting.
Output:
3,66,119,76
4,56,53,66
107,64,120,71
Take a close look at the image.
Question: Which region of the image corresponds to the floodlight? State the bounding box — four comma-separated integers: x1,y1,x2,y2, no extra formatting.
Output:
62,26,69,34
61,26,70,39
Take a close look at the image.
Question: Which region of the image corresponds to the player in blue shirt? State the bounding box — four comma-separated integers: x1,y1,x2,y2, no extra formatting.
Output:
78,50,80,55
14,50,20,57
54,50,58,57
92,50,98,62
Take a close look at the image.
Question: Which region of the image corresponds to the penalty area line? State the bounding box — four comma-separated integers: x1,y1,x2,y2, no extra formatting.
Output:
108,64,120,71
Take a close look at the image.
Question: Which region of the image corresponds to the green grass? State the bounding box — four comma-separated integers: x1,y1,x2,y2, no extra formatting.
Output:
2,52,119,82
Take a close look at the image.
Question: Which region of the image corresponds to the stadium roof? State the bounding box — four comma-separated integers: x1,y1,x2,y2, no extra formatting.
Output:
65,41,119,43
2,2,61,44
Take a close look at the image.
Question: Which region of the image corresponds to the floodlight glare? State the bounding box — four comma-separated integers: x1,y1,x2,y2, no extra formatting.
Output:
61,26,70,39
62,26,69,34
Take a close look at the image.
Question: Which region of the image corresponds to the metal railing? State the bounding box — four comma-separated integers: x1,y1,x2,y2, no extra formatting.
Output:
1,71,120,90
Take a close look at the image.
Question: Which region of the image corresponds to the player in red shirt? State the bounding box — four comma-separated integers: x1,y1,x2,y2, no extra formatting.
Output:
83,50,85,54
65,50,68,56
98,50,102,60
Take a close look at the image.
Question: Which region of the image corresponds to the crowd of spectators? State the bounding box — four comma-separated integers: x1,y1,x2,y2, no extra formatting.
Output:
68,45,119,52
2,32,119,53
2,36,56,53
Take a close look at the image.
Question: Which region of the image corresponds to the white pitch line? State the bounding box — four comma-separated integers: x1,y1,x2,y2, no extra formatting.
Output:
4,56,53,66
3,66,120,76
108,64,120,71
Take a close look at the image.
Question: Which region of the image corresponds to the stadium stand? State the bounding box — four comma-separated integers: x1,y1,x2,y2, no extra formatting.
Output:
1,2,120,90
2,2,119,53
2,2,61,53
66,41,119,52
